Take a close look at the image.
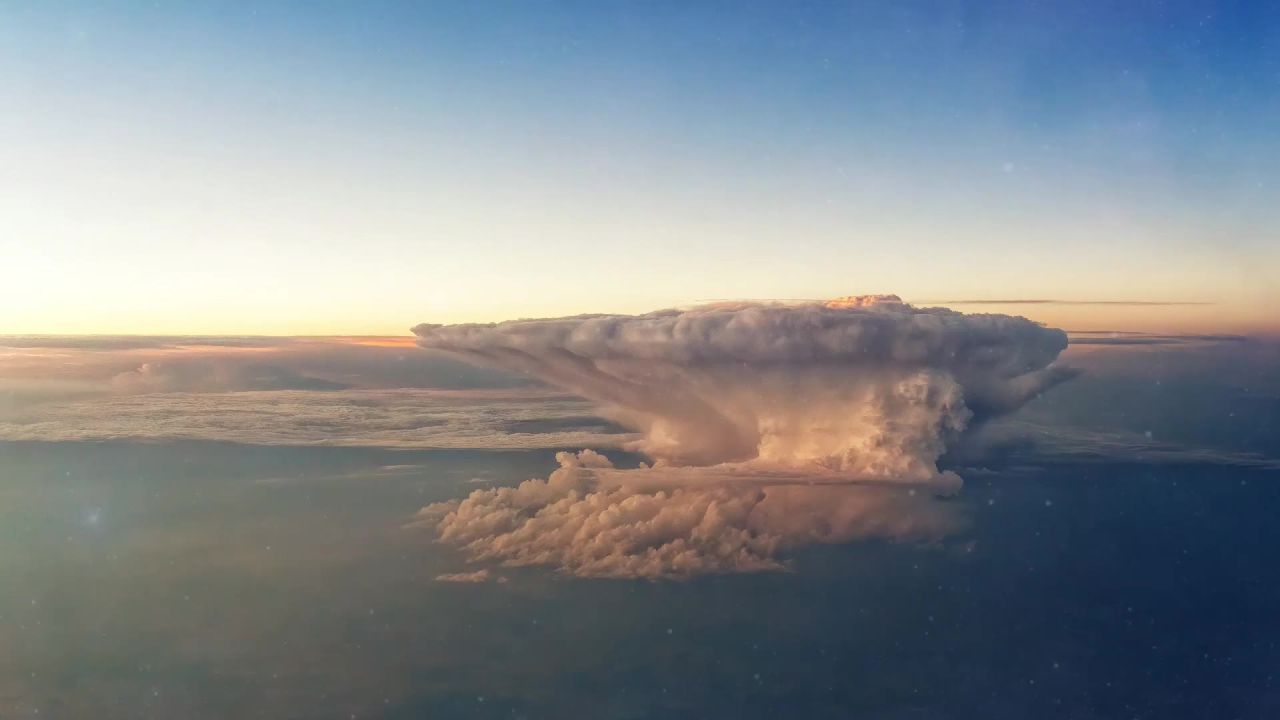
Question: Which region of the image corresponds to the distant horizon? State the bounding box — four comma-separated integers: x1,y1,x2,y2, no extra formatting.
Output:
3,295,1274,337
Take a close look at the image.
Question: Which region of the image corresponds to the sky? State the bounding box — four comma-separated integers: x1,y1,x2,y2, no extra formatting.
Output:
2,1,1278,335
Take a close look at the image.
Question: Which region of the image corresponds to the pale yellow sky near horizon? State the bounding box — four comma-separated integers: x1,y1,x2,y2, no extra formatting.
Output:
1,296,1275,338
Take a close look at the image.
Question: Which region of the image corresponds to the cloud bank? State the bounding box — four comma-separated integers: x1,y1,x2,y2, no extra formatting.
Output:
414,295,1073,577
0,335,526,400
0,388,626,450
110,361,351,393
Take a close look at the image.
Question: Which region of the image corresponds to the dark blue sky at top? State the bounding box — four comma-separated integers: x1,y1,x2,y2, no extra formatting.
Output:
10,0,1278,159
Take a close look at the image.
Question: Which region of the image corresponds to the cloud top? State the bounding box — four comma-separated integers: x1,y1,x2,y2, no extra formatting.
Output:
414,295,1069,472
413,294,1063,368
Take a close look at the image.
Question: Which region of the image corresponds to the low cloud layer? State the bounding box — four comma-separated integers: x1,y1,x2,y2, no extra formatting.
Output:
0,388,625,450
1066,331,1248,346
0,335,526,402
414,295,1073,577
110,361,351,393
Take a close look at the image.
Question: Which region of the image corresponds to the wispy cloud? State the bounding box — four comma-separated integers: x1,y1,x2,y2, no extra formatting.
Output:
434,569,506,583
1067,331,1249,346
926,300,1213,306
693,299,1214,307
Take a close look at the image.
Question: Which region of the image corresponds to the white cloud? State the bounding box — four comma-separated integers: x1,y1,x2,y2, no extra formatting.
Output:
414,295,1072,577
415,295,1071,472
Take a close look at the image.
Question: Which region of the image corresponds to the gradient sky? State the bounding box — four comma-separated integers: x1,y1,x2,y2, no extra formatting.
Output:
2,1,1277,335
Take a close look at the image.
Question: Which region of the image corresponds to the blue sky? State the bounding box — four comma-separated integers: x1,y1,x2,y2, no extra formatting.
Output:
2,1,1277,333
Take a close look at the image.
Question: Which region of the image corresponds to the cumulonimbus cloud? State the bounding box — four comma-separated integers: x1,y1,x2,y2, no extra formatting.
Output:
412,295,1074,578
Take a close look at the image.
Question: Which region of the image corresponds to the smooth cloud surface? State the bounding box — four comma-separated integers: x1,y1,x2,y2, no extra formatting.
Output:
110,361,350,393
414,295,1072,577
0,388,623,450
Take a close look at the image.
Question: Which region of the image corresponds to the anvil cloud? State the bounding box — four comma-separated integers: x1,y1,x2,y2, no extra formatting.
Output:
414,295,1072,577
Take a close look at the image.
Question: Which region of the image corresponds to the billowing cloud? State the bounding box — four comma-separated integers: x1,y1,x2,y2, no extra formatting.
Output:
413,295,1073,577
415,295,1070,472
0,388,626,449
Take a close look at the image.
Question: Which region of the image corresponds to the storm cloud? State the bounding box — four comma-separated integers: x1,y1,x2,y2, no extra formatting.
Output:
413,295,1073,577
